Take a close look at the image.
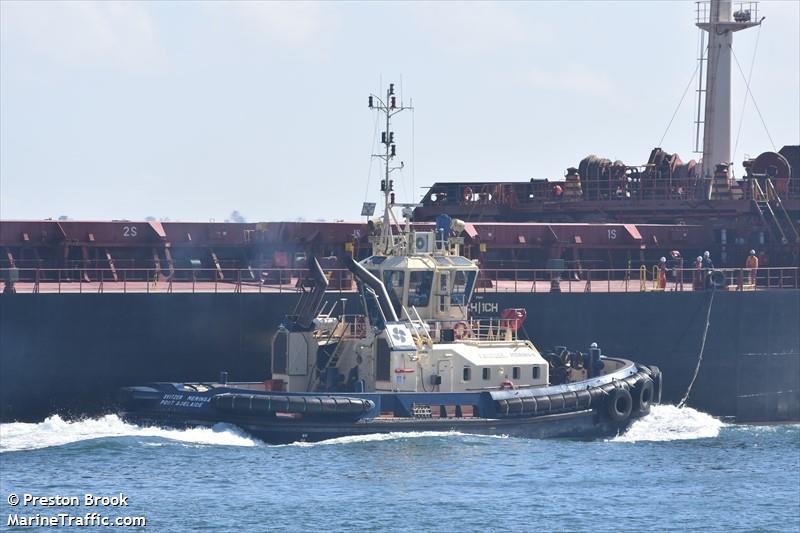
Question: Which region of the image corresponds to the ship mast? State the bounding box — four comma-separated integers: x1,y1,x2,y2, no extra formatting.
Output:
368,83,412,255
695,0,762,181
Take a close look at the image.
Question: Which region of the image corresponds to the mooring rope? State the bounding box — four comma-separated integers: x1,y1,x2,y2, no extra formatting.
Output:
678,287,716,408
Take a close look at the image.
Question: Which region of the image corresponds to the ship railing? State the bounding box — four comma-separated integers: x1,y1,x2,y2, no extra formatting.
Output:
335,314,367,339
473,267,799,293
0,267,352,295
427,318,521,342
1,266,797,294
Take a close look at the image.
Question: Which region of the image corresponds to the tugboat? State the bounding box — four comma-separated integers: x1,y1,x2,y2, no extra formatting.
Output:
118,85,661,443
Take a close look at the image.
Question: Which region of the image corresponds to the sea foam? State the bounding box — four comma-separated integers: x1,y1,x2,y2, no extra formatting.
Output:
613,404,724,442
0,414,257,453
286,430,508,447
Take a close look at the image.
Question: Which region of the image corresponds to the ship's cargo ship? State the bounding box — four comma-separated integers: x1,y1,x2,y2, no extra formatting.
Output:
1,0,798,423
1,224,798,423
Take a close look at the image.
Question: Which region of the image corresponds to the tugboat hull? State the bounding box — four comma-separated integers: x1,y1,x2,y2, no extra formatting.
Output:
118,361,658,444
124,408,641,445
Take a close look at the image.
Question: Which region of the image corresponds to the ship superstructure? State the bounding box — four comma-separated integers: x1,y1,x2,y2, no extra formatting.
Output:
415,0,798,266
272,84,551,396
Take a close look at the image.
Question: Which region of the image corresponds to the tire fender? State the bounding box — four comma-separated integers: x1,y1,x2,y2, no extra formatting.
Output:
606,387,633,422
633,378,655,414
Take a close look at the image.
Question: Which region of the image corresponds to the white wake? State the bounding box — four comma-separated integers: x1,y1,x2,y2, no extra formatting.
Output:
613,404,724,442
0,415,257,453
288,430,508,447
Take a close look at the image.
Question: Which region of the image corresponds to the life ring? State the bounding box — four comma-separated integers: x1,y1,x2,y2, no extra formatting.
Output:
500,379,516,390
462,186,474,203
606,387,632,422
633,378,654,414
453,322,469,340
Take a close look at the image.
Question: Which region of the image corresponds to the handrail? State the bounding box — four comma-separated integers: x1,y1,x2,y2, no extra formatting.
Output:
0,266,798,294
765,178,800,243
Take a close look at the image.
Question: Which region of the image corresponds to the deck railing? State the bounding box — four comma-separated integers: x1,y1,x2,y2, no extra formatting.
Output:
474,267,799,293
0,266,798,295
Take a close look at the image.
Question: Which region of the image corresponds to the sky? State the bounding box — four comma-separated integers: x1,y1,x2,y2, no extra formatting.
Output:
1,0,798,223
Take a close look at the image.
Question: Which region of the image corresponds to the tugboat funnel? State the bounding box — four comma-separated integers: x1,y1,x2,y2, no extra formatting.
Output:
342,255,399,323
295,257,329,330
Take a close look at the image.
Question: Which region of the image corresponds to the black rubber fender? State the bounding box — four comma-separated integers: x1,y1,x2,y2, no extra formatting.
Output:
576,389,592,409
622,375,639,390
304,396,324,414
213,394,232,411
320,397,338,414
537,395,552,412
600,382,617,395
506,397,524,415
548,393,565,411
649,366,662,403
588,386,605,403
521,396,538,415
212,393,373,416
633,378,655,414
497,399,509,415
606,387,633,422
562,391,578,409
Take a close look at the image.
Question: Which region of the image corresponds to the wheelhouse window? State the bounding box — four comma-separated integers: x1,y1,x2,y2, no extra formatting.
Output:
463,366,472,381
512,367,521,380
408,271,433,307
532,367,540,380
451,270,477,305
482,368,491,380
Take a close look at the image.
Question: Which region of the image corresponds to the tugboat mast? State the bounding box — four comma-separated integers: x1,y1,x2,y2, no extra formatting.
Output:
368,83,412,255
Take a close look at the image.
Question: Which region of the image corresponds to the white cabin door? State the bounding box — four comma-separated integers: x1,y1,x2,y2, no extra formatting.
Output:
437,359,453,392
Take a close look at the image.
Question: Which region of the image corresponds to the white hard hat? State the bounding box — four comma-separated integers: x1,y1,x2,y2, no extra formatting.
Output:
750,249,756,255
660,257,666,262
697,256,703,262
703,251,710,257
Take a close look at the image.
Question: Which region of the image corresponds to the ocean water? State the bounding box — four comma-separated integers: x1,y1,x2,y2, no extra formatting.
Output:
1,406,798,532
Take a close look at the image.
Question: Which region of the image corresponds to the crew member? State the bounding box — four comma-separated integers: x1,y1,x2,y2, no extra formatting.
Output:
656,257,667,290
669,250,683,291
746,249,759,286
702,251,714,289
693,256,704,290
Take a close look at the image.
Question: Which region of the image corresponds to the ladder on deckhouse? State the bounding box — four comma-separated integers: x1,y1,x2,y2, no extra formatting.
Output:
308,301,351,392
751,179,800,245
309,329,348,392
402,306,434,347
